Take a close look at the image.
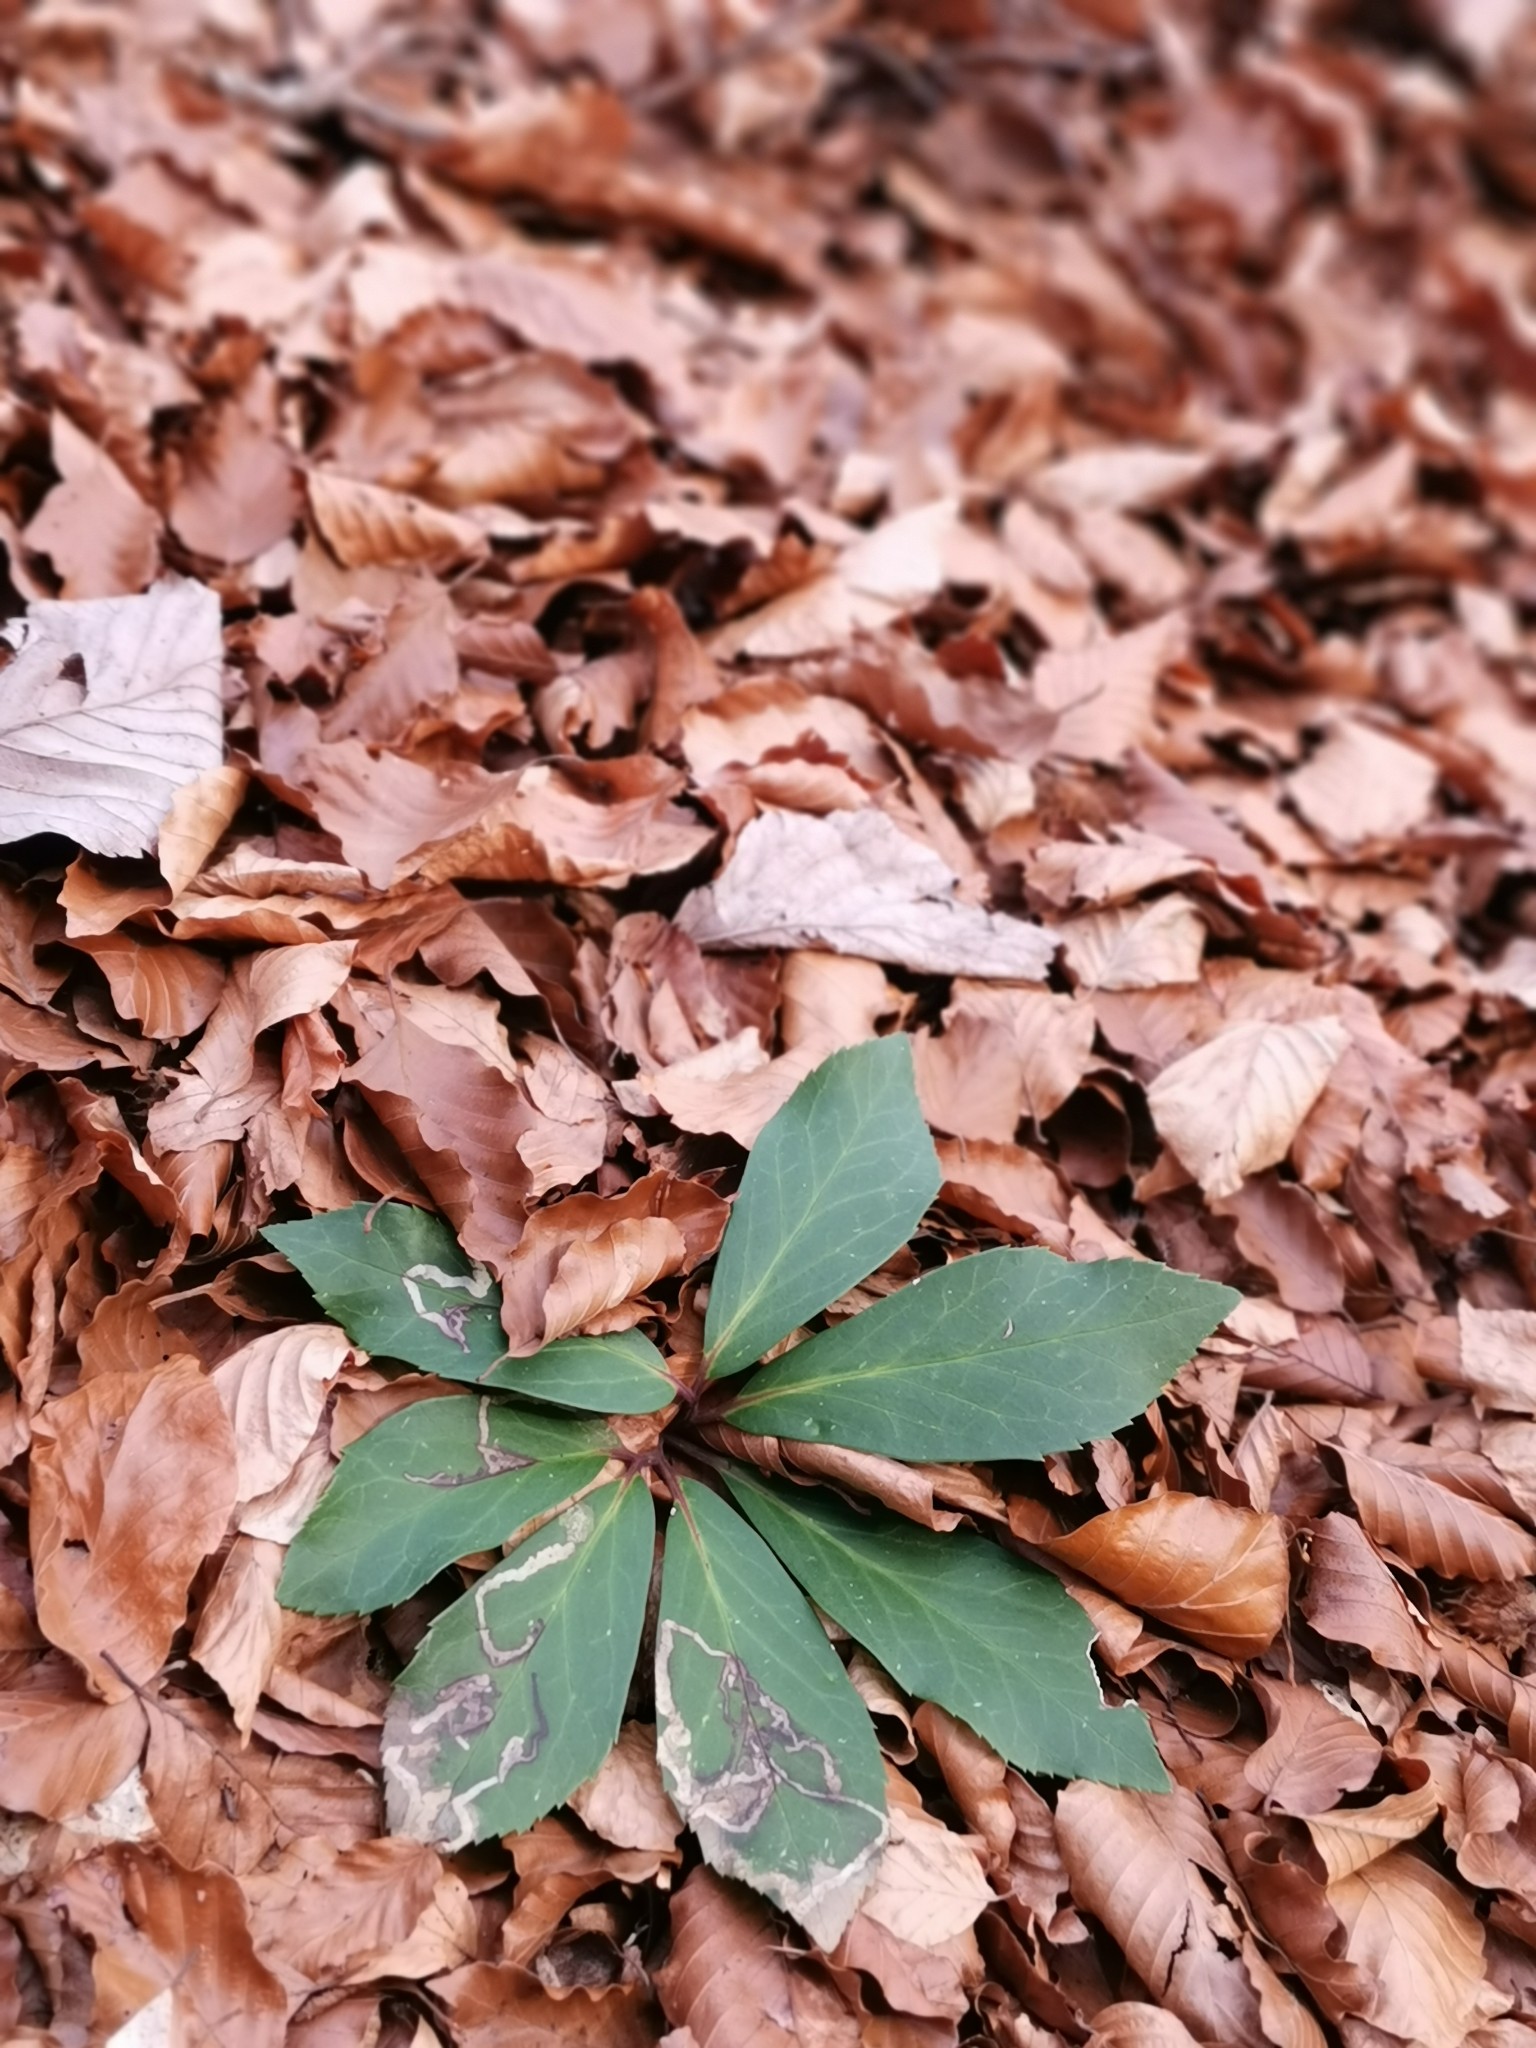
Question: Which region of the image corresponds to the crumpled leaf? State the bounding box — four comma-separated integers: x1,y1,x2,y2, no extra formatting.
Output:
677,807,1057,979
1038,1494,1290,1660
0,578,223,857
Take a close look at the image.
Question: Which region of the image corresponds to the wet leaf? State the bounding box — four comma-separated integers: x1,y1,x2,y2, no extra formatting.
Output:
383,1479,651,1850
726,1469,1166,1789
656,1480,887,1947
279,1396,613,1615
729,1249,1237,1461
704,1037,940,1381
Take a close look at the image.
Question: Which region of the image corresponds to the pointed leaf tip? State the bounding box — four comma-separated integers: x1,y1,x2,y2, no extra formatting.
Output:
703,1036,940,1381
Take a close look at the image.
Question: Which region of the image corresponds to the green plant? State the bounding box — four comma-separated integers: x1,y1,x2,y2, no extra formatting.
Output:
268,1038,1237,1944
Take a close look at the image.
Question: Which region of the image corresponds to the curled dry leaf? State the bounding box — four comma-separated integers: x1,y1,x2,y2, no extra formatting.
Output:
569,1721,684,1856
1146,1018,1350,1199
1300,1513,1436,1683
1456,1303,1536,1412
30,1358,239,1699
1242,1675,1381,1816
1039,1494,1289,1658
655,1865,858,2048
210,1323,353,1515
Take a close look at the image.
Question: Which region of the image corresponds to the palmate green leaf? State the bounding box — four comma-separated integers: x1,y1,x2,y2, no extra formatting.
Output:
704,1038,939,1381
726,1469,1167,1790
728,1248,1239,1462
656,1480,886,1948
266,1203,673,1413
278,1396,613,1616
384,1478,652,1851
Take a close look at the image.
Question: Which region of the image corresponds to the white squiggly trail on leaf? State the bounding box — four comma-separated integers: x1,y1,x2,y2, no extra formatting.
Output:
401,1258,494,1352
383,1501,596,1852
654,1617,886,1946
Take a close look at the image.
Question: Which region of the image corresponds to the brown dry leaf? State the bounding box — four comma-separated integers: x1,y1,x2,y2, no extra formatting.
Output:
857,1773,993,1947
1325,1850,1508,2047
1059,897,1207,992
1457,1303,1536,1412
1039,1494,1289,1658
210,1324,353,1518
307,469,489,573
655,1866,858,2048
1146,1017,1351,1198
1242,1675,1381,1816
243,1835,447,1989
677,807,1056,979
1055,1782,1314,2047
1032,613,1189,761
430,1961,658,2048
915,983,1096,1136
568,1721,683,1856
1285,720,1439,847
1301,1513,1436,1683
1302,1781,1441,1883
0,579,224,858
57,1844,288,2048
0,1655,146,1819
25,409,159,599
30,1358,239,1699
1334,1445,1536,1581
190,1535,284,1738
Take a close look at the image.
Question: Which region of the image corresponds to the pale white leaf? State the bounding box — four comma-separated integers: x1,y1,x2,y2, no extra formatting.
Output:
1147,1017,1350,1198
677,808,1056,979
0,578,223,857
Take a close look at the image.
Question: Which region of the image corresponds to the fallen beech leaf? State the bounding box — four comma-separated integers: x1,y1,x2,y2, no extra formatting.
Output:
1334,1445,1536,1581
655,1865,858,2048
243,1836,444,1989
190,1535,284,1738
0,579,223,858
1326,1849,1507,2048
0,1654,146,1819
210,1324,353,1512
858,1778,992,1946
25,409,160,599
1032,612,1188,761
1055,1782,1314,2047
1088,2009,1204,2048
1301,1513,1435,1682
1302,1781,1440,1883
1457,1303,1536,1412
1146,1017,1350,1198
431,1961,658,2048
1286,719,1439,847
677,807,1056,978
1059,896,1207,991
57,1844,288,2048
306,469,488,573
915,983,1096,1135
1242,1675,1380,1815
568,1720,683,1855
1040,1494,1289,1657
30,1358,239,1699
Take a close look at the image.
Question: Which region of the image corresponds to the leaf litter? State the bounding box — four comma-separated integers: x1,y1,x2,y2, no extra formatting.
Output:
3,1,1536,2043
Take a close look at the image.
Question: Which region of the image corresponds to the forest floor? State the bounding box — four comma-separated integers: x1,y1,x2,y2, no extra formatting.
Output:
3,2,1536,2045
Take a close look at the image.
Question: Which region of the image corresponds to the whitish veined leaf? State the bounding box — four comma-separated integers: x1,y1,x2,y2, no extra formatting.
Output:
727,1248,1238,1461
704,1038,939,1381
726,1469,1167,1789
266,1204,674,1413
278,1396,614,1615
656,1480,886,1947
384,1479,652,1850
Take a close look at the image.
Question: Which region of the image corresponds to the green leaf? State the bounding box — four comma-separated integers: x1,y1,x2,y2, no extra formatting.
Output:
383,1478,652,1850
727,1248,1238,1461
485,1332,678,1415
726,1469,1167,1790
278,1396,613,1616
266,1203,504,1377
656,1480,886,1947
703,1038,939,1381
266,1203,674,1413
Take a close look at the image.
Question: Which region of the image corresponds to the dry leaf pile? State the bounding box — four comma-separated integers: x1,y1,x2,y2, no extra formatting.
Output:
3,0,1536,2042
